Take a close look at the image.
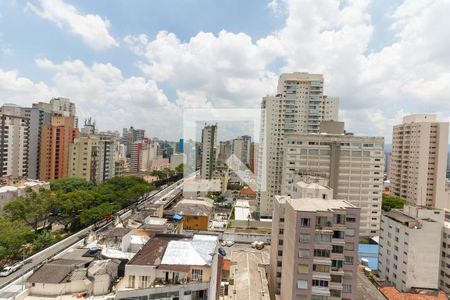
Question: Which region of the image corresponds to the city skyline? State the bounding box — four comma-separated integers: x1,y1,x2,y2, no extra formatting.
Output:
1,0,450,141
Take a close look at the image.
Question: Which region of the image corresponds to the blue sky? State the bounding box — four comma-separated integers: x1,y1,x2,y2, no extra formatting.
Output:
1,0,450,141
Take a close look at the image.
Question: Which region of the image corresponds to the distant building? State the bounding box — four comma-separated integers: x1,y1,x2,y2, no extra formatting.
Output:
39,115,78,180
200,124,217,180
378,205,444,292
0,105,30,178
269,183,360,299
389,114,449,208
170,153,185,170
249,142,258,173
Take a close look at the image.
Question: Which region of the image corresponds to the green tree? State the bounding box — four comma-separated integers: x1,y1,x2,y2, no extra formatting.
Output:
80,203,119,226
3,188,54,232
382,196,407,212
50,177,94,193
31,231,63,253
0,217,33,265
175,163,184,175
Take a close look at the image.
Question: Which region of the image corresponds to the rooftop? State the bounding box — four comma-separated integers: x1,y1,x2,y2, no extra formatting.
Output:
27,259,86,284
383,210,419,228
287,198,356,212
129,234,218,268
378,286,448,300
171,199,213,217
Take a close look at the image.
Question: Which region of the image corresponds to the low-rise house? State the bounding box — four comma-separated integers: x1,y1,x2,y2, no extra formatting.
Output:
27,257,120,297
168,199,214,230
116,234,222,300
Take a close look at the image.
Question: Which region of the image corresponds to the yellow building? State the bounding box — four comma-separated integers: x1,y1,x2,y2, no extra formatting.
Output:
171,198,214,230
69,135,99,182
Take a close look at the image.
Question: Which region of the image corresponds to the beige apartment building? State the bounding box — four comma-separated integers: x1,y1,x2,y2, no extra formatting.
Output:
0,105,30,178
270,182,360,300
256,72,339,219
281,123,384,237
200,124,217,180
389,114,449,208
69,135,99,182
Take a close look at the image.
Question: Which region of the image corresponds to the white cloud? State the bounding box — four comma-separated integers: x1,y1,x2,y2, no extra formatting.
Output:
26,0,118,50
124,30,282,109
0,69,54,105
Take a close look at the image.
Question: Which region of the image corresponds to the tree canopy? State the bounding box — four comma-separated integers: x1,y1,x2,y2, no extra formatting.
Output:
382,196,407,212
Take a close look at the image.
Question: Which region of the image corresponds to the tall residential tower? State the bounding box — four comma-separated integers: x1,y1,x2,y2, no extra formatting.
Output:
256,72,339,218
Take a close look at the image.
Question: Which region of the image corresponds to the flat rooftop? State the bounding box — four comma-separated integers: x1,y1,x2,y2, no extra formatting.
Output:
287,198,355,212
384,210,417,224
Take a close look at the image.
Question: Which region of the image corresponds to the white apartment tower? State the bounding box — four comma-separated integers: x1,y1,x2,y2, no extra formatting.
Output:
281,123,384,237
390,114,449,208
257,72,339,218
0,105,30,178
200,124,217,180
378,205,444,292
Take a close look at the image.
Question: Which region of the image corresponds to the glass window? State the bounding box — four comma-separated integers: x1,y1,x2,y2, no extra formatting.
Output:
343,284,352,293
298,264,309,274
299,249,310,258
313,264,330,273
297,280,308,289
299,234,310,242
301,218,311,227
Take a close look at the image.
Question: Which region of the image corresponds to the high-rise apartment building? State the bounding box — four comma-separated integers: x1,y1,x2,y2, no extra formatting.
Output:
69,135,99,182
0,105,30,178
270,181,360,299
281,123,384,236
389,114,449,208
130,139,159,173
121,126,145,156
378,205,444,292
257,72,339,218
249,142,258,173
39,115,78,180
232,135,251,166
69,130,116,183
200,124,217,180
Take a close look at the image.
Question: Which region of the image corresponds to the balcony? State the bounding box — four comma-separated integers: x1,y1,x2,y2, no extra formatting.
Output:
311,286,330,296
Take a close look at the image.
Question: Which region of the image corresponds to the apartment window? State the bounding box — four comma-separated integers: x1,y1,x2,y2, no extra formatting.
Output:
139,276,148,288
297,296,307,300
346,216,356,223
312,296,327,300
345,256,354,265
128,275,135,288
192,269,203,281
313,264,330,273
343,284,352,293
345,242,355,251
332,245,344,253
301,218,311,227
312,280,328,287
297,280,308,289
315,233,332,243
298,264,309,274
345,228,355,237
314,249,330,257
299,249,310,258
299,234,311,242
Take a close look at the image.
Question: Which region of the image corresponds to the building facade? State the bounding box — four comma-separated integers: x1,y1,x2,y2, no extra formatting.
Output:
389,114,449,208
378,205,444,292
0,105,30,178
69,135,99,182
281,126,384,237
39,115,78,180
256,72,339,218
270,190,360,300
200,124,217,180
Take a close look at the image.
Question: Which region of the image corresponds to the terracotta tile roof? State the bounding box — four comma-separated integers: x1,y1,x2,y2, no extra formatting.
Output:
240,187,256,196
379,287,449,300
